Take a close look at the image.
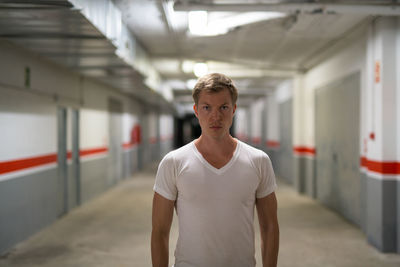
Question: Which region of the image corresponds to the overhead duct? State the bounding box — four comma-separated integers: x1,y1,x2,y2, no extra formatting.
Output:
173,1,400,16
0,0,175,113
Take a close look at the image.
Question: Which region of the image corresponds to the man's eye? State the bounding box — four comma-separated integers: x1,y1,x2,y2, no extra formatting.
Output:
203,106,210,110
221,106,229,110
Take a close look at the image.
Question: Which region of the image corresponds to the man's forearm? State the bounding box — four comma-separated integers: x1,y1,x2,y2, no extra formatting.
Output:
261,223,279,267
151,231,169,267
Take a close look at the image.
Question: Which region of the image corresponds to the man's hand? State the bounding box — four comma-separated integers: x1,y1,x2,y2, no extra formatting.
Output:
151,192,175,267
256,192,279,267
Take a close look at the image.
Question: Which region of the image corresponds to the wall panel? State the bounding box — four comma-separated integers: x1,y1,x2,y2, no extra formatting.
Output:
315,72,361,226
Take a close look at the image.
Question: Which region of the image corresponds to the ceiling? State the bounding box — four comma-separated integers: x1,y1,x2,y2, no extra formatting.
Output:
0,0,174,113
0,0,399,111
113,0,399,105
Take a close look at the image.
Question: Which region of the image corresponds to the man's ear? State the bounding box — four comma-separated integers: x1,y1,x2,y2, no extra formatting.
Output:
233,104,237,115
193,104,198,117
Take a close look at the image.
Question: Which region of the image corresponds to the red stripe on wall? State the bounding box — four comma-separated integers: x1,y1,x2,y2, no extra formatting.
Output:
293,146,316,156
266,140,280,148
122,142,140,149
160,135,174,142
0,147,108,175
0,153,57,175
79,147,108,157
236,134,248,141
360,156,400,175
122,143,134,149
252,137,261,144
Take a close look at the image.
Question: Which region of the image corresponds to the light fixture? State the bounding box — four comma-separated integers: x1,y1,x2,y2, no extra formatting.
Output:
186,79,198,90
193,62,208,77
188,11,208,36
188,11,286,37
182,60,195,73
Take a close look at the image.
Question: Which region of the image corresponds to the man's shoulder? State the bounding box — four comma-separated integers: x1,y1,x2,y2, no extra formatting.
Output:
162,141,194,162
237,140,272,168
238,140,268,157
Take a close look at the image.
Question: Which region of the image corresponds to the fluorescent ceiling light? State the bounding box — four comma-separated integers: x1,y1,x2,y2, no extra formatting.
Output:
182,60,195,73
186,79,198,90
193,62,208,77
188,11,286,36
188,11,208,36
209,12,286,30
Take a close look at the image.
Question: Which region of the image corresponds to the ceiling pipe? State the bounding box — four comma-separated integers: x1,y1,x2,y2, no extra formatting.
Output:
173,1,400,16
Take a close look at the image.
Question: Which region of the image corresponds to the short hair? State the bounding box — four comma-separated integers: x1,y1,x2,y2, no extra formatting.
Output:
192,73,238,105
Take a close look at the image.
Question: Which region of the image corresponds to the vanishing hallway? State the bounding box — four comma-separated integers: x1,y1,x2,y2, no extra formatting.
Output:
1,163,400,267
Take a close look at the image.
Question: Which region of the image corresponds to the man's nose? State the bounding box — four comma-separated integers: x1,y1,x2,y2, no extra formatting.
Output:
210,109,222,119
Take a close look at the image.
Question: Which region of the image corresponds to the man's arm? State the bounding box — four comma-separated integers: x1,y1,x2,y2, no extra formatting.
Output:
256,192,279,267
151,192,175,267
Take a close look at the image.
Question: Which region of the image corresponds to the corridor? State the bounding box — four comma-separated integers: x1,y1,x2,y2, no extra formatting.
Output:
1,163,399,267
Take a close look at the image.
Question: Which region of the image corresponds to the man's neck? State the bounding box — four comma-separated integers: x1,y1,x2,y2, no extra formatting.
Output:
195,134,237,154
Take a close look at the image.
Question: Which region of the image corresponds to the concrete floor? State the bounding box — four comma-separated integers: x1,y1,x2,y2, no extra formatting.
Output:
1,163,400,267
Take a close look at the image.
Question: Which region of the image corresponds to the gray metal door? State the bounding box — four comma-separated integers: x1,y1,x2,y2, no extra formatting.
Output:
315,72,361,226
68,109,80,208
277,99,293,183
58,108,81,216
57,107,68,216
108,98,123,185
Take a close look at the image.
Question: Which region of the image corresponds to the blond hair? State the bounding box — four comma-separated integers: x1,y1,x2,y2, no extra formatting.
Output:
192,73,238,105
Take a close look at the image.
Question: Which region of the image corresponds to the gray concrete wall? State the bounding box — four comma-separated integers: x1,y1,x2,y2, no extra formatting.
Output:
67,163,79,210
315,72,361,226
150,143,161,162
0,169,59,255
365,177,397,252
294,157,316,197
398,181,400,254
274,99,293,184
122,147,140,178
160,140,174,158
360,172,367,233
81,157,110,203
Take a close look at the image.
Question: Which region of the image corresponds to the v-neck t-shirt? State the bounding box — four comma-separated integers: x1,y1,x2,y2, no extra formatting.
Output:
153,139,277,267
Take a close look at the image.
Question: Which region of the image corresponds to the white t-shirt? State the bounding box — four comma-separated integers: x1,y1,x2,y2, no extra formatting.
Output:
153,139,277,267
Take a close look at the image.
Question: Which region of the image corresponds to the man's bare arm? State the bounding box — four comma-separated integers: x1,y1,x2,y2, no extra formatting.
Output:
256,192,279,267
151,192,175,267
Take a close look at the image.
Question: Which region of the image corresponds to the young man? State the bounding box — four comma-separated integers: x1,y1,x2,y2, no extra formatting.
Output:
151,73,279,267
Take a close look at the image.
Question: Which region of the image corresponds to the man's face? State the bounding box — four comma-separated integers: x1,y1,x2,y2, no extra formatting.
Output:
194,88,236,140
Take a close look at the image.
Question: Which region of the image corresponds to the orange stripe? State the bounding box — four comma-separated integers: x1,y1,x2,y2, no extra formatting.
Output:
252,137,261,144
293,146,316,155
79,147,108,157
149,137,158,144
360,156,400,175
122,142,139,149
0,153,57,175
0,147,108,175
122,143,133,149
266,140,280,148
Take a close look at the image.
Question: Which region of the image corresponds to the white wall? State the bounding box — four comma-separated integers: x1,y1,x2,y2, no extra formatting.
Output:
267,92,279,145
234,108,249,141
0,89,56,162
397,18,400,163
0,39,160,182
364,17,399,167
293,32,367,150
250,99,264,144
159,114,174,142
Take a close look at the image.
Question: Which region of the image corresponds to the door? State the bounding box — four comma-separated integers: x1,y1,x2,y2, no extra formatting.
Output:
69,109,80,207
58,107,81,216
57,107,68,216
315,72,361,225
108,98,123,185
